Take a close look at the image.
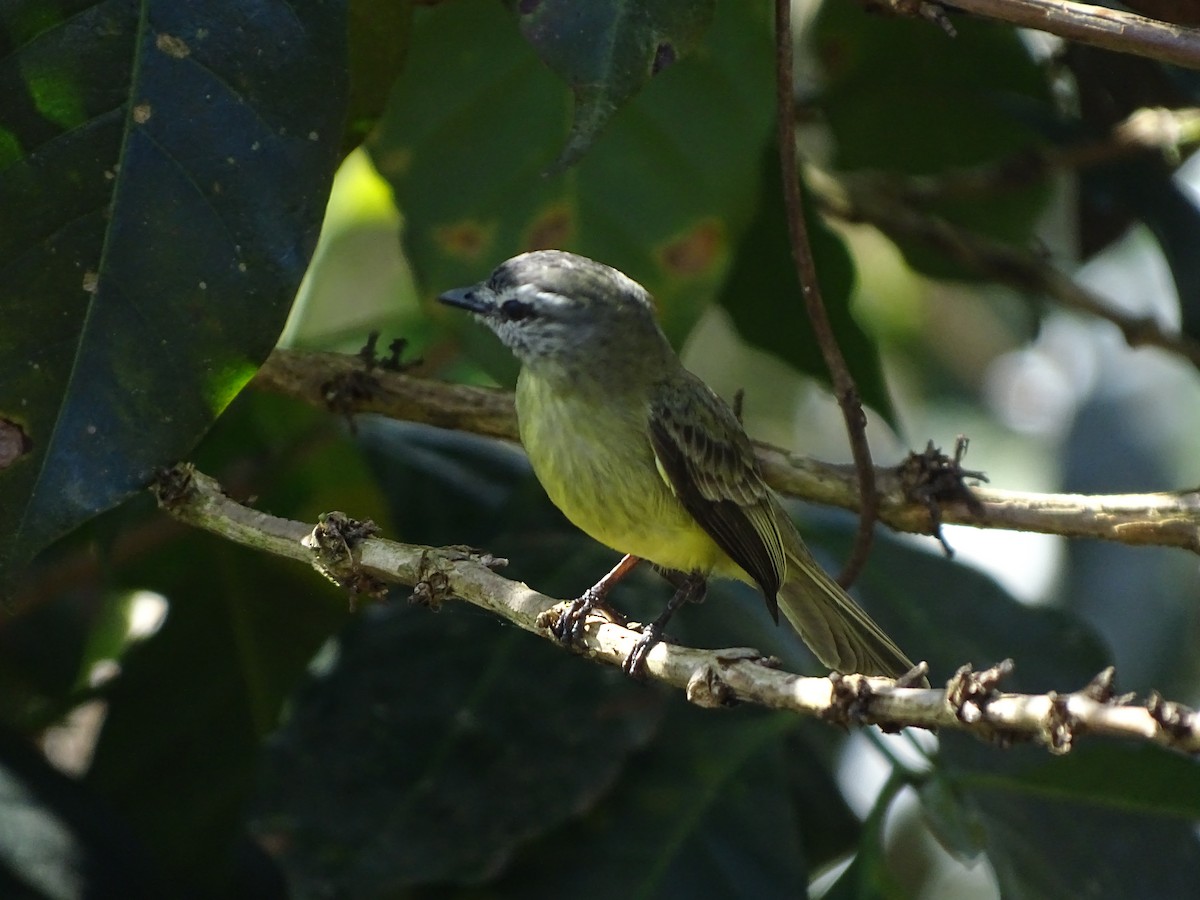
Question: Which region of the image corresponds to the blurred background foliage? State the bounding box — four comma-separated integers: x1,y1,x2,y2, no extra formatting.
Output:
3,0,1200,897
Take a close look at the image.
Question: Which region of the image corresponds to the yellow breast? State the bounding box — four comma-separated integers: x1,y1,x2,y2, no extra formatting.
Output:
515,370,726,575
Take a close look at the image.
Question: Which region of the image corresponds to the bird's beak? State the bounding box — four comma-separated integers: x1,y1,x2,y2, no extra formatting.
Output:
438,285,493,315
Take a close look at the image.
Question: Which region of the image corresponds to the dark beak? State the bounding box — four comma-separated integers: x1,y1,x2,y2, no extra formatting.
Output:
438,285,492,314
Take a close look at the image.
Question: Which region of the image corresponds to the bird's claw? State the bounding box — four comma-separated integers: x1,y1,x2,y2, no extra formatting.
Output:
551,587,624,644
621,570,703,678
622,624,664,679
551,595,592,643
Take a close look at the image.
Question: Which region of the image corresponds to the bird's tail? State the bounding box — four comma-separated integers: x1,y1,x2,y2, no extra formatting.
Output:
777,542,927,686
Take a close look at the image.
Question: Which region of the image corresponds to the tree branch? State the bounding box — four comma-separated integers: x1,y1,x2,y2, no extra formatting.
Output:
881,107,1200,203
809,169,1200,370
153,464,1200,756
868,0,1200,71
252,349,1200,554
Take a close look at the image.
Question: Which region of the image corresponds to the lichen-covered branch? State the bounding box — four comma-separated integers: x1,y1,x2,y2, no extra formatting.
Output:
153,464,1200,755
252,350,1200,553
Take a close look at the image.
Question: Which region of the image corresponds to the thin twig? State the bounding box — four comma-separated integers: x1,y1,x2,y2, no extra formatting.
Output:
810,171,1200,370
889,107,1200,204
776,0,879,588
154,464,1200,756
251,350,1200,554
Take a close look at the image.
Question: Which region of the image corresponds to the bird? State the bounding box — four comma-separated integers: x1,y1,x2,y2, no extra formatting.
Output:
439,249,923,683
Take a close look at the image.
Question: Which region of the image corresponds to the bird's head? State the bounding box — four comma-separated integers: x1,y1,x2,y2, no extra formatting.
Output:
438,250,671,380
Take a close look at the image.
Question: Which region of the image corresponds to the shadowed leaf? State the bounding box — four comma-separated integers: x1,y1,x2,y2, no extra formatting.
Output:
511,0,716,169
718,154,897,428
0,0,348,584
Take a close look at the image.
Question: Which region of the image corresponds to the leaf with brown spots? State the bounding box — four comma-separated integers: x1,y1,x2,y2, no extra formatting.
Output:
658,219,726,279
371,0,775,367
434,220,497,261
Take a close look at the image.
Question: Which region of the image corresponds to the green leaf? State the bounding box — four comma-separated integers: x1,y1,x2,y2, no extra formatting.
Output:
475,704,809,900
932,738,1200,899
83,535,349,893
252,602,664,894
370,0,775,367
837,528,1110,691
239,419,660,894
949,742,1200,821
820,776,910,900
511,0,716,169
718,154,897,428
782,724,863,871
811,5,1053,280
1084,159,1200,345
346,0,414,152
788,517,1108,688
79,393,371,891
0,1,349,583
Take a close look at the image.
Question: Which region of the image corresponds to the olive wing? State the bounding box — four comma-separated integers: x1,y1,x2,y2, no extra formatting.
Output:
648,375,786,620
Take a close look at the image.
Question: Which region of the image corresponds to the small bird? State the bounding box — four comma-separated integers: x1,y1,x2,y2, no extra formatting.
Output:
440,250,923,682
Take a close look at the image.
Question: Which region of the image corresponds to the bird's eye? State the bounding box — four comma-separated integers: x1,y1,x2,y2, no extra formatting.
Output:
499,298,534,321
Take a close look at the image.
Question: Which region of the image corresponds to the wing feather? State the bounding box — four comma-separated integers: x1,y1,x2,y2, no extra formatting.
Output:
648,374,786,619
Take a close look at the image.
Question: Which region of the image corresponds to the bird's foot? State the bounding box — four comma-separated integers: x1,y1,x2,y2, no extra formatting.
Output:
549,587,626,645
621,570,706,678
622,621,667,678
545,554,640,644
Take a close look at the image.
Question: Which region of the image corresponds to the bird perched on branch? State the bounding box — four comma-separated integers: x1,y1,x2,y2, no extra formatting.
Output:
440,250,923,684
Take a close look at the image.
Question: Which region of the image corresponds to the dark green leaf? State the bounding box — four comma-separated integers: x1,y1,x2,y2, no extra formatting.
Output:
820,776,909,900
949,742,1200,820
718,153,897,427
839,527,1110,691
933,738,1200,899
919,773,986,862
0,0,349,583
83,534,348,893
252,602,664,894
1084,160,1200,345
473,704,808,900
356,417,531,545
79,393,368,892
782,724,863,871
511,0,716,169
240,418,660,894
812,5,1053,280
346,0,414,152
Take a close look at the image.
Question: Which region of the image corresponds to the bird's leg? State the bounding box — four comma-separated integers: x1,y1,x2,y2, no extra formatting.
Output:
553,554,641,644
623,569,707,677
